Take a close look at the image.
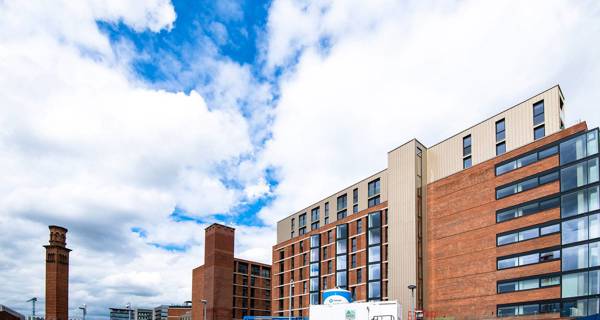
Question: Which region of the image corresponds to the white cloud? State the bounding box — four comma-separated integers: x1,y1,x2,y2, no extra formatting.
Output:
258,0,600,225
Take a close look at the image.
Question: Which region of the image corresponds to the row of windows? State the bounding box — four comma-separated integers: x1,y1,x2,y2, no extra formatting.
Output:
497,222,559,246
497,248,560,270
495,145,558,176
497,274,560,293
496,170,559,199
495,129,598,176
496,196,559,222
498,298,600,318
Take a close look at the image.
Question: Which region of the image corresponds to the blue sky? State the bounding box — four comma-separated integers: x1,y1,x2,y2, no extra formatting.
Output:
2,0,600,318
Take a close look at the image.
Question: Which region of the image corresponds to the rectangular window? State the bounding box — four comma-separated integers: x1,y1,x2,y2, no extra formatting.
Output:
560,157,599,192
497,248,560,270
357,220,363,233
368,195,380,208
496,141,506,156
311,221,319,230
496,223,558,246
496,171,559,199
353,204,358,214
337,194,347,211
311,207,320,221
463,156,472,169
533,100,545,126
351,254,357,268
463,135,472,157
561,185,600,218
351,238,357,252
534,125,545,140
299,213,306,227
336,271,347,288
496,119,506,142
368,179,381,197
357,269,362,283
561,130,599,165
337,209,347,220
496,197,560,223
324,202,329,217
496,152,538,175
353,188,358,204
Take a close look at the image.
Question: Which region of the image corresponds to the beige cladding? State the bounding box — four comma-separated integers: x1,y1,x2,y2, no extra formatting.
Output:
276,170,387,243
426,85,564,183
387,139,424,320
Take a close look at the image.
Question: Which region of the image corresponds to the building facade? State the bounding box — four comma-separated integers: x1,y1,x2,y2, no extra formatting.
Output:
272,86,587,318
0,305,25,320
109,308,153,320
44,225,71,320
192,224,272,320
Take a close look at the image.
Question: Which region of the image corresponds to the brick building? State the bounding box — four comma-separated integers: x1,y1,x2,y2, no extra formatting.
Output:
44,225,70,320
0,305,25,320
192,224,271,320
272,86,599,318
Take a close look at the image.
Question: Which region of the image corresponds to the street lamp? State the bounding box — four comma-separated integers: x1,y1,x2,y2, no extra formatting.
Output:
289,278,294,320
79,304,87,320
200,299,207,320
407,285,416,320
125,303,131,320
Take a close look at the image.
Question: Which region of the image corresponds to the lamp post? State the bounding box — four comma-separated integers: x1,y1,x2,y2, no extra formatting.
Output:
201,299,207,320
289,278,294,320
79,304,87,320
126,303,131,320
407,285,416,320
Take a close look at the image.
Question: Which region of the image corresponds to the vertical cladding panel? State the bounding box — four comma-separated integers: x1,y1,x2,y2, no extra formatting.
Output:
387,140,417,320
427,86,563,183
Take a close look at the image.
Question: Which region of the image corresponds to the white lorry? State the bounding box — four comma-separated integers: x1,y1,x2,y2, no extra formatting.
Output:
309,301,402,320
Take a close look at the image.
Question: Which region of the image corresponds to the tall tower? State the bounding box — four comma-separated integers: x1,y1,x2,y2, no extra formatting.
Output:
44,225,71,320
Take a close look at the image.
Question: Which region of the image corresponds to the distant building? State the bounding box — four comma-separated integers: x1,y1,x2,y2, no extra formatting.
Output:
152,306,167,320
0,305,25,320
109,308,152,320
44,226,71,320
165,305,190,320
192,224,272,320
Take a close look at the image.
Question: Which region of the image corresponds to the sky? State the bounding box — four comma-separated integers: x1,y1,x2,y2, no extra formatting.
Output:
1,0,600,318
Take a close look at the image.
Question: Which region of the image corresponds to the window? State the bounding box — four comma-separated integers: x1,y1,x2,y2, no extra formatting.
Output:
367,211,382,301
463,156,472,169
368,196,380,208
562,240,600,271
311,207,320,221
351,238,357,252
299,227,306,235
357,219,363,233
353,188,358,203
299,213,306,227
368,282,381,300
497,248,560,270
336,271,347,288
496,223,559,246
533,100,545,126
463,135,472,157
324,202,329,217
534,125,545,140
561,130,599,165
560,157,599,192
561,185,600,218
496,171,559,199
337,210,347,220
496,146,558,176
337,194,347,211
368,179,380,197
496,119,506,142
496,196,560,222
496,141,506,156
311,222,319,230
498,302,558,317
357,269,362,283
351,254,357,268
324,217,329,224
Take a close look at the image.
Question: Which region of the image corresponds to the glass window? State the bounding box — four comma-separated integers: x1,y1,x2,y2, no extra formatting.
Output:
497,306,517,317
540,223,560,235
368,246,380,263
336,240,347,255
539,170,559,185
310,262,319,277
589,130,599,156
590,241,600,267
368,196,380,208
590,270,600,295
368,211,381,228
497,233,518,246
498,281,517,293
496,141,506,156
310,248,320,262
533,100,544,126
561,186,600,218
540,249,560,262
310,293,319,305
368,229,381,245
463,156,472,169
540,276,560,287
310,277,319,291
496,119,506,142
353,188,358,204
563,272,589,298
357,220,363,233
562,244,589,271
336,224,348,239
337,194,347,211
534,125,545,140
561,299,588,317
368,179,381,197
562,216,588,245
463,135,472,156
519,228,539,241
518,253,539,266
336,255,347,270
368,282,381,299
539,146,559,159
561,158,599,191
561,131,599,165
519,278,539,290
368,264,381,281
498,257,518,269
336,271,347,287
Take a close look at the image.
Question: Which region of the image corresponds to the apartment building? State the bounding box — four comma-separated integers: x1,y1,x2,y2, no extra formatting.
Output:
192,224,272,320
272,85,596,319
109,308,152,320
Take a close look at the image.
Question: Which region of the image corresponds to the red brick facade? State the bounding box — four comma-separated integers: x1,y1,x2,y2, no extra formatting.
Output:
426,123,588,319
44,225,70,320
192,224,271,320
271,202,389,317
